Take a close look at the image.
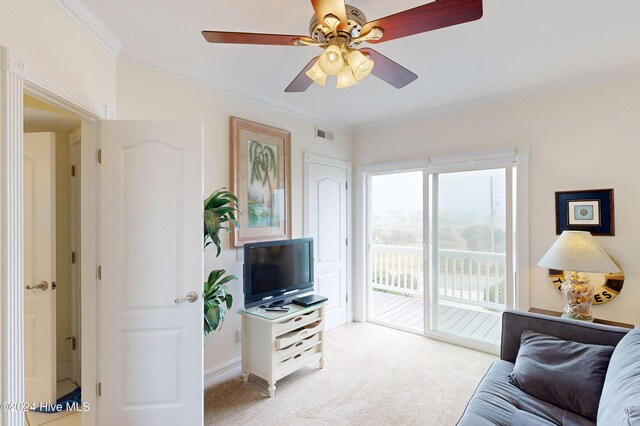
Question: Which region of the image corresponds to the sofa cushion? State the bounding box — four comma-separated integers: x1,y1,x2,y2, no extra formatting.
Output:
457,360,594,426
626,407,640,426
507,329,614,421
598,327,640,425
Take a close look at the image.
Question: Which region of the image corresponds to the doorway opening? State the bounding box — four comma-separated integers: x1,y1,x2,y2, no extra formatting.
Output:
23,94,83,426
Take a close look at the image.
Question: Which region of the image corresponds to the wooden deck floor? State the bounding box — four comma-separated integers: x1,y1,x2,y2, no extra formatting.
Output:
371,291,502,344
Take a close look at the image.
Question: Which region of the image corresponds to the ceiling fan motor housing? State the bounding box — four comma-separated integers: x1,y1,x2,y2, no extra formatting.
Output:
309,5,368,44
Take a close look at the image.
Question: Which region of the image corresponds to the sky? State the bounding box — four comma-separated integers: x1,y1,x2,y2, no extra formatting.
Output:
371,168,506,218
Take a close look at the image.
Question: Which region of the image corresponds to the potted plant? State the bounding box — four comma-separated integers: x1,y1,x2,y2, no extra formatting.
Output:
203,188,239,334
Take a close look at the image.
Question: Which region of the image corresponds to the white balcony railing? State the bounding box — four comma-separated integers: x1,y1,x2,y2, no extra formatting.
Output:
370,244,506,310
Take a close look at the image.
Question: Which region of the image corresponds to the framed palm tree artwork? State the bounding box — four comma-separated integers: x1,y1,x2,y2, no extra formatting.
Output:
229,116,292,246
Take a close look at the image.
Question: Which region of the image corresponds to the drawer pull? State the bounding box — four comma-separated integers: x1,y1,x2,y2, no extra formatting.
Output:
294,354,302,360
295,341,303,348
294,317,303,322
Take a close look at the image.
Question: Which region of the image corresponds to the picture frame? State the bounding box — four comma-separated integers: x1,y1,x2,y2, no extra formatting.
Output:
555,189,614,236
229,116,292,247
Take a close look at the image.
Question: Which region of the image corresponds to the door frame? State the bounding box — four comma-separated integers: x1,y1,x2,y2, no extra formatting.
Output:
303,153,352,324
69,128,82,384
425,161,515,352
1,46,110,426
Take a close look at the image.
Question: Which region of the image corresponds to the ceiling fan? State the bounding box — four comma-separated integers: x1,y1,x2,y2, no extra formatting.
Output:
202,0,483,92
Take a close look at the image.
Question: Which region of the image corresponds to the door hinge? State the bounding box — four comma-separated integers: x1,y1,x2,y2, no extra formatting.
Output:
97,149,102,164
345,182,348,190
52,281,56,290
71,165,76,177
345,294,348,303
97,382,102,397
71,252,76,264
65,336,77,350
97,265,102,280
345,238,348,246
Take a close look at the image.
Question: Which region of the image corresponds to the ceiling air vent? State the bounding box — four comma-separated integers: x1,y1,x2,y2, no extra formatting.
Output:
315,126,334,141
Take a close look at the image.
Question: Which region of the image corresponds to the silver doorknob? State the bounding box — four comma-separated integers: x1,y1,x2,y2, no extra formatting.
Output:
26,281,48,291
174,291,198,304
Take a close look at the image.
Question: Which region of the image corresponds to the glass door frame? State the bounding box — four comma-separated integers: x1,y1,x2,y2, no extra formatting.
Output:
426,161,515,343
365,167,427,332
362,148,529,354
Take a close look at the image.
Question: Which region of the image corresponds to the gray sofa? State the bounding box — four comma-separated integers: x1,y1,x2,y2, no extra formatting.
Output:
457,310,640,425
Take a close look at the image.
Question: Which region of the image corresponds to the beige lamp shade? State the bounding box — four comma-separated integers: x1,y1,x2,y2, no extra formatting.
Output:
305,59,327,86
348,50,374,80
336,66,357,88
537,231,619,273
318,45,344,75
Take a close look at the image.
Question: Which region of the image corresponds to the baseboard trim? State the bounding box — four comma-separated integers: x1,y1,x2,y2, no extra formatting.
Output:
204,357,242,389
57,363,71,380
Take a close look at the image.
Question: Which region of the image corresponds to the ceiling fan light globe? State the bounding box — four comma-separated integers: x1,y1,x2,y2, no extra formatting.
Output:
348,50,374,80
336,66,358,89
318,45,344,75
305,59,328,86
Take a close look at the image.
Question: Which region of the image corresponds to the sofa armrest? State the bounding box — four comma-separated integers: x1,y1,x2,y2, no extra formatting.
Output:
500,310,629,363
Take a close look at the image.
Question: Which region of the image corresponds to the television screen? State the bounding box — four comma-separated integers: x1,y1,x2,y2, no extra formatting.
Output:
244,238,314,307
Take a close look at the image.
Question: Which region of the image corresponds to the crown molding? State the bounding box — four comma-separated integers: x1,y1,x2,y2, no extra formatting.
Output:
355,62,640,132
52,0,349,129
118,49,352,130
53,0,122,58
52,0,640,134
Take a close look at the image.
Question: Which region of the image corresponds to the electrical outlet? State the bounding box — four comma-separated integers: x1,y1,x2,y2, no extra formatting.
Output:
235,329,241,343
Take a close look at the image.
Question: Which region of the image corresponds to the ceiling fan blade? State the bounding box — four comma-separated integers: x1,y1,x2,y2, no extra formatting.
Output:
285,57,320,93
360,48,418,89
310,0,348,28
361,0,483,44
202,31,307,46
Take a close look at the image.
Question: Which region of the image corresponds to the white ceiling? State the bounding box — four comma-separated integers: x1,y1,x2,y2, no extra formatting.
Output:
78,0,640,128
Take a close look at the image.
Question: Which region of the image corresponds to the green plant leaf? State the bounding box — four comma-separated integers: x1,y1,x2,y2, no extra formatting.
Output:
203,187,240,334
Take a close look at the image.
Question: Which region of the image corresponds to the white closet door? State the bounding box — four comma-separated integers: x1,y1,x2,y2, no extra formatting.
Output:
307,160,349,330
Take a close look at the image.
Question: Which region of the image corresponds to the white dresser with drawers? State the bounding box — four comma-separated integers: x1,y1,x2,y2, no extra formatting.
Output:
239,302,326,397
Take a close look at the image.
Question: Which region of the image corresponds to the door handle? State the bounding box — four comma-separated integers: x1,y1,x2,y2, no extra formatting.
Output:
26,281,48,291
174,291,198,304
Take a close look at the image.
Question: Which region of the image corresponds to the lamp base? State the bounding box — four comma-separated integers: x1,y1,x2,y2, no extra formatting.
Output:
562,272,595,321
560,313,594,322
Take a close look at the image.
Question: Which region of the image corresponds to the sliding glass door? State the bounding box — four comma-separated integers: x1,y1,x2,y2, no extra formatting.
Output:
367,156,517,346
368,171,424,332
431,168,511,344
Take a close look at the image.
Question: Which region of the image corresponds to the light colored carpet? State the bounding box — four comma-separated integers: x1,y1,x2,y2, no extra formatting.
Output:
204,322,496,426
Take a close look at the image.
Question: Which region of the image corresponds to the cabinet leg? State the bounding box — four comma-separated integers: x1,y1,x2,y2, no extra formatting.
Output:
268,383,276,398
319,357,325,369
241,372,249,383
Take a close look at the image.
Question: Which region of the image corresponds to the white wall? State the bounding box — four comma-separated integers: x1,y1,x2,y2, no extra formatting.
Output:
355,75,640,325
0,0,116,108
114,60,354,378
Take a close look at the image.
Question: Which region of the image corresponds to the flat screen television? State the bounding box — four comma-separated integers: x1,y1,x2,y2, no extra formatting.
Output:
243,238,314,308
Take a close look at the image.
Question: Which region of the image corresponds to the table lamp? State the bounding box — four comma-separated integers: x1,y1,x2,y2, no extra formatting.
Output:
538,230,619,320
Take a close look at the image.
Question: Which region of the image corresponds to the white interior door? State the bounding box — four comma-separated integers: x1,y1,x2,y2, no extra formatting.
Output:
306,158,349,330
24,132,57,404
99,121,203,426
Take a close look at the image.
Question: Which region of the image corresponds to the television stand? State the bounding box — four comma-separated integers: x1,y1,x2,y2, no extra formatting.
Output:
238,302,326,397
